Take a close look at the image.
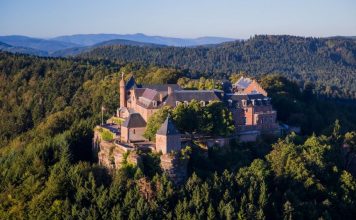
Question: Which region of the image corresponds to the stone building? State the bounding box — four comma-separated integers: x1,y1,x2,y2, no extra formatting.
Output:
156,115,181,154
116,74,280,140
95,74,281,181
226,93,279,134
120,112,146,143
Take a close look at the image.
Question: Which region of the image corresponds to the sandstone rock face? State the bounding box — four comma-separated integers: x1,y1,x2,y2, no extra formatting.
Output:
93,130,141,170
160,154,188,185
94,129,188,184
113,148,124,169
127,151,142,167
97,141,116,169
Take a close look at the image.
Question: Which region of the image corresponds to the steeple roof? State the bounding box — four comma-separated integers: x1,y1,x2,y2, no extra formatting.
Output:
125,76,137,90
156,115,180,136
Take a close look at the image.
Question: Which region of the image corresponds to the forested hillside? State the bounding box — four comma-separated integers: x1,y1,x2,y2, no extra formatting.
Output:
1,52,356,219
79,35,356,99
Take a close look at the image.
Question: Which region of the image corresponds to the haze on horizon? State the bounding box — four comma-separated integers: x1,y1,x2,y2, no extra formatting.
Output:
0,0,355,39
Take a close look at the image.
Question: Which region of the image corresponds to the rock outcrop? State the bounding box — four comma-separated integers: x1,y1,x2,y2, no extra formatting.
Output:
160,154,188,185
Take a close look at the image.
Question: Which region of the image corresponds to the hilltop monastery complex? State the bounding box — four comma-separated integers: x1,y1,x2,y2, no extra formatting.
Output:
93,74,280,181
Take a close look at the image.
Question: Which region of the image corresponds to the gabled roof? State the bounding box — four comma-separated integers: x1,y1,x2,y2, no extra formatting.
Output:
122,113,146,128
133,88,146,98
141,88,159,101
156,115,180,136
233,77,252,89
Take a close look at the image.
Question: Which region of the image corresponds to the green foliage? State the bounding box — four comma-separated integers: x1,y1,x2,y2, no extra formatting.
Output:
204,101,235,136
79,35,356,99
0,52,119,147
109,117,123,125
259,74,356,134
143,106,171,141
180,146,192,160
1,51,356,219
100,129,114,142
143,100,235,141
172,100,203,134
172,100,235,137
121,65,182,85
229,71,247,83
177,77,222,90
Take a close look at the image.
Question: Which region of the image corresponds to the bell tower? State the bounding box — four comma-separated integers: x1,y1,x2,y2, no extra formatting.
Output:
119,72,126,108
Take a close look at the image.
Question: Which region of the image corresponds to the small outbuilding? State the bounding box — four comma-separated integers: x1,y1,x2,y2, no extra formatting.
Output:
155,115,181,154
121,113,147,143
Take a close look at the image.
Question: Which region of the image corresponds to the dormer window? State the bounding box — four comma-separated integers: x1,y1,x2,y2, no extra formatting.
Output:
152,101,157,107
200,101,205,107
242,99,247,107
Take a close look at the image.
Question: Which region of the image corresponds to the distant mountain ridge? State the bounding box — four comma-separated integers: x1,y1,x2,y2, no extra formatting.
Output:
0,35,80,52
0,39,49,56
52,33,236,47
0,33,236,56
52,38,166,57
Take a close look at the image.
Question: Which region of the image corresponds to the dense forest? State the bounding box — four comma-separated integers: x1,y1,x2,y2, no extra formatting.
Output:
0,51,356,219
79,35,356,99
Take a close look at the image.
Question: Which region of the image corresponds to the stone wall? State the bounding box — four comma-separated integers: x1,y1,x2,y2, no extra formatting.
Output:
132,102,159,122
121,126,128,142
156,134,181,154
128,127,146,142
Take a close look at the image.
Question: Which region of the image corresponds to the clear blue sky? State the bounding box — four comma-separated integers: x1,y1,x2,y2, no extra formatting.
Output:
0,0,355,39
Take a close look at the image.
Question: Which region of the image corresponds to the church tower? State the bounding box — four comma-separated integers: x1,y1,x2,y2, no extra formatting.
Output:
119,73,126,108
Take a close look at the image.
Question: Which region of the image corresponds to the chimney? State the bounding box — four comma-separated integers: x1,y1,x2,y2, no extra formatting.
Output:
168,86,173,95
